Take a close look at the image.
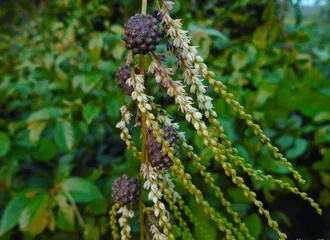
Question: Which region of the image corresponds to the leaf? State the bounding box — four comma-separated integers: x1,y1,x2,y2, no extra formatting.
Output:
0,131,10,157
19,192,49,236
314,125,330,144
55,195,75,231
313,112,330,124
28,122,47,145
260,159,290,175
190,200,216,240
83,104,101,124
55,120,75,151
228,187,251,204
31,138,57,162
286,138,308,159
276,135,294,150
89,35,103,63
231,52,249,70
26,107,63,123
0,192,31,236
244,213,262,239
62,177,103,203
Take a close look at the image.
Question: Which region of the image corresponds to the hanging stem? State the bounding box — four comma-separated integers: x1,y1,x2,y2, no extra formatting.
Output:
139,2,148,240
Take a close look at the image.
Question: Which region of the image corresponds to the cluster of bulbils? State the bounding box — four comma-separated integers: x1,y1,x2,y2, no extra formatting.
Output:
112,13,179,237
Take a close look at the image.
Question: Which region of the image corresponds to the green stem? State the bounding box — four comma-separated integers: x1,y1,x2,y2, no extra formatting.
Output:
139,1,148,238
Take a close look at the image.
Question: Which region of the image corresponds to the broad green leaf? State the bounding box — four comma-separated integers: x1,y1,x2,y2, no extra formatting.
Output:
313,112,330,123
314,125,330,144
26,107,63,123
55,155,75,183
31,138,57,162
260,159,290,175
276,135,294,150
19,192,49,236
231,52,249,70
190,200,217,240
244,213,262,239
319,189,330,207
89,35,103,63
55,120,75,151
62,177,103,203
286,138,308,159
0,192,31,236
0,131,10,157
228,187,251,204
83,104,101,124
320,173,330,188
55,195,75,231
83,218,100,240
28,122,47,145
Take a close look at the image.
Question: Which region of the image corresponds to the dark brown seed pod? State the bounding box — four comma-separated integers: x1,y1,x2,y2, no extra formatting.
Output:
112,174,141,207
148,126,179,170
123,14,163,55
116,64,138,96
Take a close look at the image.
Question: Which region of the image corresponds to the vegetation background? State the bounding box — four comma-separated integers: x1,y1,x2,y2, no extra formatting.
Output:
0,0,329,239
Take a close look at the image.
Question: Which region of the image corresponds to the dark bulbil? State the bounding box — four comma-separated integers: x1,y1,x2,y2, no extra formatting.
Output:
112,174,141,207
145,211,162,238
123,14,162,55
148,126,179,170
116,64,136,96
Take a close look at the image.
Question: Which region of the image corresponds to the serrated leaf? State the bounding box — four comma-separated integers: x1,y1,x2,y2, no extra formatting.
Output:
0,131,10,157
19,192,49,236
28,122,47,145
26,107,63,123
83,104,101,124
55,120,75,151
62,177,103,203
0,192,31,236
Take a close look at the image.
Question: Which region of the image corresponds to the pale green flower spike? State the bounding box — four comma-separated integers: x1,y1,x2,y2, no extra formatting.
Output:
111,0,322,239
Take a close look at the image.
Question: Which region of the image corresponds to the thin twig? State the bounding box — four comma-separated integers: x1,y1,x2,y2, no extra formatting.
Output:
63,188,85,228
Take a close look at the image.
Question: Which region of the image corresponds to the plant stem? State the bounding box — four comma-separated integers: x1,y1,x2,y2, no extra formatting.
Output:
139,2,148,239
142,0,147,14
63,188,85,228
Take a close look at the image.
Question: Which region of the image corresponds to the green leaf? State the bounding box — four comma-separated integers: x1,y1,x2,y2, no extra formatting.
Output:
260,159,290,175
55,120,75,151
55,195,75,231
231,52,249,70
0,131,10,157
83,104,101,124
31,138,57,162
276,135,294,150
26,107,63,123
89,35,103,63
315,125,330,144
244,213,262,239
19,192,49,236
0,192,31,236
286,138,308,159
62,177,103,203
28,122,47,145
228,187,251,204
313,112,330,123
190,200,216,240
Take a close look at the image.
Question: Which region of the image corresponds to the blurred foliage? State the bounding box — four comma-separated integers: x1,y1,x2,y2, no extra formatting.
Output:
0,0,329,239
